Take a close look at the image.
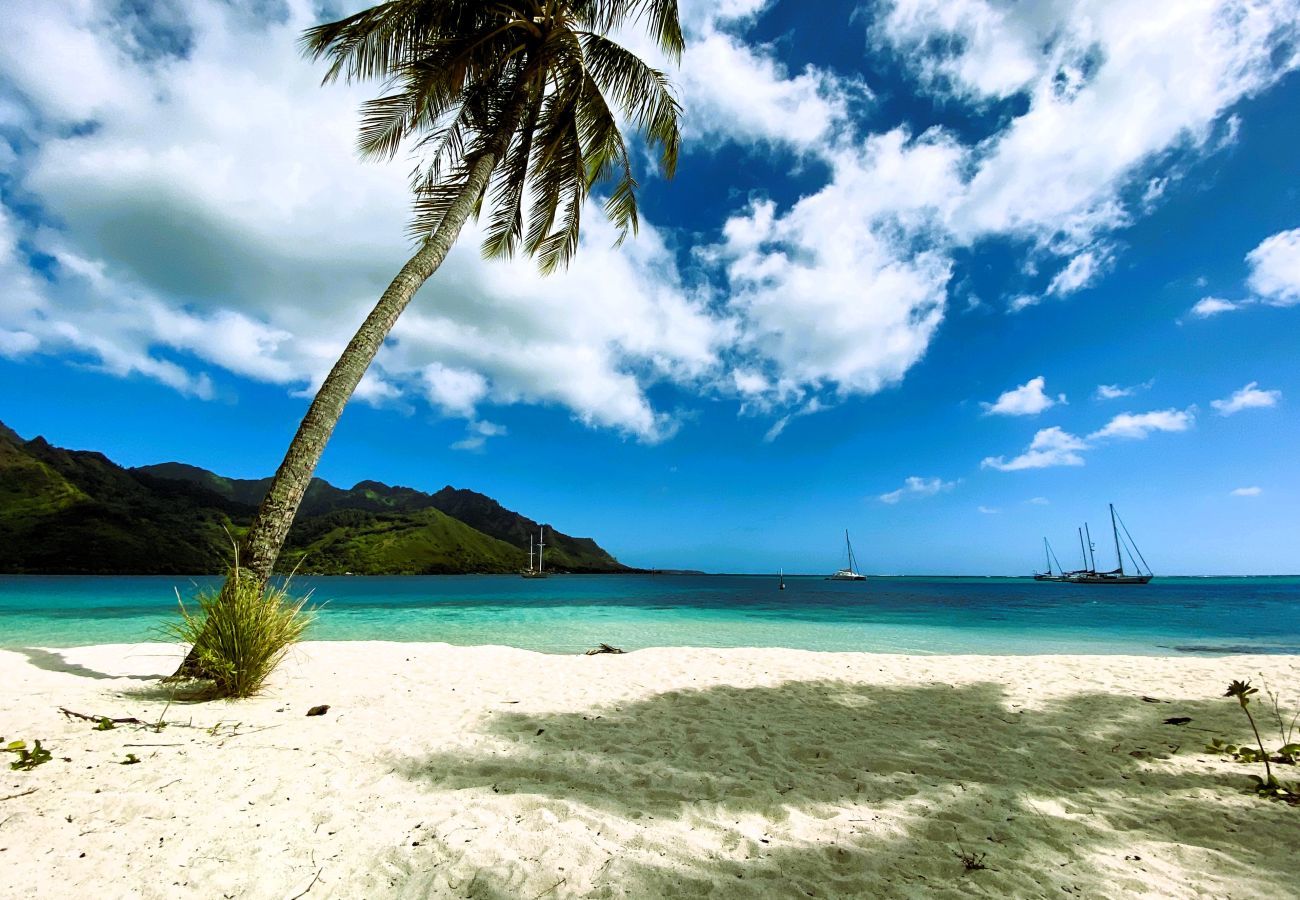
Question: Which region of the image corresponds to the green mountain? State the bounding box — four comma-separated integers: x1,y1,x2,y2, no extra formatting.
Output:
0,423,628,575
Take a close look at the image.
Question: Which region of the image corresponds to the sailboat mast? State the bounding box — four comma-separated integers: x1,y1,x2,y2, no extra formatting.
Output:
528,534,534,573
1078,527,1087,570
538,527,545,573
1084,523,1096,572
1110,503,1124,575
1043,537,1051,574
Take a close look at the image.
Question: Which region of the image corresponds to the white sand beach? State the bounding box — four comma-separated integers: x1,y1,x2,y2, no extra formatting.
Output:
2,642,1298,898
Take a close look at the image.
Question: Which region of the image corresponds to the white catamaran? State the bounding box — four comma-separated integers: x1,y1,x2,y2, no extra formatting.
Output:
826,530,867,581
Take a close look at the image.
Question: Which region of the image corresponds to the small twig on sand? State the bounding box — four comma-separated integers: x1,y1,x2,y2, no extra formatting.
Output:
1,788,39,802
533,877,567,898
59,708,147,725
156,779,182,792
288,868,323,900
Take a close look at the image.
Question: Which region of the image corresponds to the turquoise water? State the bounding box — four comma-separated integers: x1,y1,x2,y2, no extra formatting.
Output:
2,574,1299,655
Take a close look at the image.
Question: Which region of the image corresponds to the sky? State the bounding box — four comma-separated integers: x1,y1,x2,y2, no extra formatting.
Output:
1,0,1298,575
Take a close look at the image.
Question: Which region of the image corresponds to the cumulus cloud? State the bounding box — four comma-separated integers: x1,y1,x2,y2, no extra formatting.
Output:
1246,228,1300,306
885,0,1300,252
716,129,962,403
1230,486,1262,497
1188,297,1244,319
879,476,958,504
0,0,729,442
3,0,1299,445
982,427,1088,471
1088,409,1195,440
982,376,1065,416
674,21,863,150
1211,382,1281,415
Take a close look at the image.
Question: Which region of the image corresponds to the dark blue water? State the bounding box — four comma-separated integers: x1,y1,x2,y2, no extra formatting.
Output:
1,574,1298,655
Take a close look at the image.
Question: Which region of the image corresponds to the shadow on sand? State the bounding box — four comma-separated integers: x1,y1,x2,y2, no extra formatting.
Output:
392,678,1296,897
13,646,169,681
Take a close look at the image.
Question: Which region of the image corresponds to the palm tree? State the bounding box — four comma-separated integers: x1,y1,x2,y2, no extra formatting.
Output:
175,0,682,678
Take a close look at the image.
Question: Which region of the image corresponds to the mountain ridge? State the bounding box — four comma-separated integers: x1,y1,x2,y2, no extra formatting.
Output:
0,422,628,575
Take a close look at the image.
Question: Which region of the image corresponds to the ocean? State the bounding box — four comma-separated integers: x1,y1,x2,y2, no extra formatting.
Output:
1,574,1298,655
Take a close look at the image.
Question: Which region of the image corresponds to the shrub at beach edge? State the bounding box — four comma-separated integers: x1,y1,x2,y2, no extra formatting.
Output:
164,563,314,699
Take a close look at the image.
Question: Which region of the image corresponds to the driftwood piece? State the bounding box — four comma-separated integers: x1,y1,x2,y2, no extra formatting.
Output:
584,643,624,656
59,708,148,725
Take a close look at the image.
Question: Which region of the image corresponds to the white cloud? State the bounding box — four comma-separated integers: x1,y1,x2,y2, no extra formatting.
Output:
982,375,1064,416
982,426,1089,471
1027,496,1050,505
0,0,730,442
879,475,958,504
1246,228,1300,306
762,416,790,443
1008,294,1041,313
1046,249,1108,296
451,420,508,453
1088,408,1195,440
1095,380,1153,400
1230,486,1262,497
902,0,1300,251
716,128,962,402
422,364,489,418
676,29,860,151
1188,296,1244,318
1211,381,1281,415
3,0,1299,444
0,329,38,358
978,505,1000,514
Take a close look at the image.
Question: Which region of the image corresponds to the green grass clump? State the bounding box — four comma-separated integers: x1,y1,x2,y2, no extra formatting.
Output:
164,562,314,699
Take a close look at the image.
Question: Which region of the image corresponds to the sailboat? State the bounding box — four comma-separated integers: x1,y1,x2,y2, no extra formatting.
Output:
1065,505,1153,584
521,526,550,579
826,530,867,581
1034,505,1152,584
1032,537,1069,582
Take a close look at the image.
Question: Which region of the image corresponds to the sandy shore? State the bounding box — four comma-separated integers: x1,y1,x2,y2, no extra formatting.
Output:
1,642,1297,898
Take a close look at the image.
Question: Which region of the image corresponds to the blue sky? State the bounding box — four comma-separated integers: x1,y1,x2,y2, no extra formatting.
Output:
1,0,1298,575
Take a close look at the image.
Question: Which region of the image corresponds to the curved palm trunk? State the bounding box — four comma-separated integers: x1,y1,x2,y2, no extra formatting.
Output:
172,136,513,679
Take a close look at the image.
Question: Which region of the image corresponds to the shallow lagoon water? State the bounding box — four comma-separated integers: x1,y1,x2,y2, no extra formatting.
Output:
2,574,1298,655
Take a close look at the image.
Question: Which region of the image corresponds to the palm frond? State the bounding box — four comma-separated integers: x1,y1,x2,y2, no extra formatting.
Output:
481,94,542,259
578,31,681,176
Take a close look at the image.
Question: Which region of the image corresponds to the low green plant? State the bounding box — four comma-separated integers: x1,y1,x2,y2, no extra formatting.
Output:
120,753,140,765
1216,680,1300,804
4,738,52,771
161,558,314,699
94,717,116,731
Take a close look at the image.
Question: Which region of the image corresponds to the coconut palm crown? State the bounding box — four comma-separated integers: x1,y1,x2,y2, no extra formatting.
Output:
304,0,682,272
